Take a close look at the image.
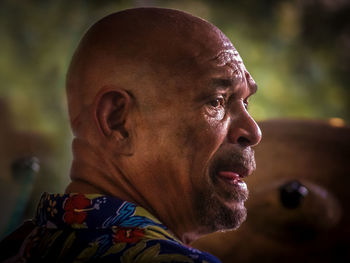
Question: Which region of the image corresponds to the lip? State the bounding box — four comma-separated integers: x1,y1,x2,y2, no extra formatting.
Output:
218,171,243,185
216,170,249,201
217,165,251,179
213,167,250,202
215,163,252,187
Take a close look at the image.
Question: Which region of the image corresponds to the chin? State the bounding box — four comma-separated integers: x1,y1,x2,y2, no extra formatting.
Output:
213,200,247,231
195,190,248,234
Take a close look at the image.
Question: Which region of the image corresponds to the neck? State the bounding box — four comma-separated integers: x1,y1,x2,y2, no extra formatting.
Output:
66,138,206,244
66,138,143,206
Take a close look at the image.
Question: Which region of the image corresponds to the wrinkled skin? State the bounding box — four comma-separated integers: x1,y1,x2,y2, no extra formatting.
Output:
65,8,261,244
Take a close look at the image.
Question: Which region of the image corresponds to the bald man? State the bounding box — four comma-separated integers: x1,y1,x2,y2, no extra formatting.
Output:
1,7,261,263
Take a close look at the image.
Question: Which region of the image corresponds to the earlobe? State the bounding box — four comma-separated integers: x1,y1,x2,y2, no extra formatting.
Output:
95,88,133,154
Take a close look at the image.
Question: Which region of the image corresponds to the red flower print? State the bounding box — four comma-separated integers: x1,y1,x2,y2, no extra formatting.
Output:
114,227,145,243
63,194,91,225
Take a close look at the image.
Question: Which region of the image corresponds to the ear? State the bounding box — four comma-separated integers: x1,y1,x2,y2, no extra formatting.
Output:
95,89,134,155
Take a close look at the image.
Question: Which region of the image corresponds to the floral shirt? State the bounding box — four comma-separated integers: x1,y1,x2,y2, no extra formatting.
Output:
2,193,221,263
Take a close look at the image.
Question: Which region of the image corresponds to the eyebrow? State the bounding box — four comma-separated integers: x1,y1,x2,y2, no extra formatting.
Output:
211,78,236,88
210,77,258,95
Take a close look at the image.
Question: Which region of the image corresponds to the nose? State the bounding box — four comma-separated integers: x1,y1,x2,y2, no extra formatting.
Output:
227,110,262,147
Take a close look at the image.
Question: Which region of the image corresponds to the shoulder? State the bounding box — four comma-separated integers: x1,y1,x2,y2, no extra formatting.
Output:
88,224,222,262
0,221,36,262
147,239,222,263
101,238,221,263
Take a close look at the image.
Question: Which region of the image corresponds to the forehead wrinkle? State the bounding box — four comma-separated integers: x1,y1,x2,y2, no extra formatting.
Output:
209,50,245,80
208,50,260,98
211,49,241,65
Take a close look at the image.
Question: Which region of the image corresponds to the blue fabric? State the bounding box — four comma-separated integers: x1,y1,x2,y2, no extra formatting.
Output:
6,193,221,263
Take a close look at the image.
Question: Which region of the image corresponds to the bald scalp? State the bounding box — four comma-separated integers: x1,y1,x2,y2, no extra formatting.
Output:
66,8,230,136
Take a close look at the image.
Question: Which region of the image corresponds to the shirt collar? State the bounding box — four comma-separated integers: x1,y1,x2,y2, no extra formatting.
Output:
35,193,169,232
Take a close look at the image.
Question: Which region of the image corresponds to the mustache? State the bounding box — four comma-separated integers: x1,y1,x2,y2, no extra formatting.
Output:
210,147,256,177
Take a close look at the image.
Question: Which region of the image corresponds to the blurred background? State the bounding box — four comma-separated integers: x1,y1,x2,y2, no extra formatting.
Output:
0,0,349,261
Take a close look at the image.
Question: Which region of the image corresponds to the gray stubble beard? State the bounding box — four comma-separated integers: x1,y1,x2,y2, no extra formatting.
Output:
195,184,248,234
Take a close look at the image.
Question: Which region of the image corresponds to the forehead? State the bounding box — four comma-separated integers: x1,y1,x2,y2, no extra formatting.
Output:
185,47,248,92
209,49,246,80
150,28,251,98
213,49,244,69
157,48,251,107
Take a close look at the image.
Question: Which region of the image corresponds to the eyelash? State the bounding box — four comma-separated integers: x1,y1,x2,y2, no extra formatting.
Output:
209,97,226,108
208,97,249,112
206,95,251,119
243,100,249,110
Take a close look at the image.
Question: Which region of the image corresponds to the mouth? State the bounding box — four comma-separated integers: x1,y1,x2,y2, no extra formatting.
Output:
218,171,245,185
211,166,252,203
216,170,248,192
208,147,256,203
216,163,252,184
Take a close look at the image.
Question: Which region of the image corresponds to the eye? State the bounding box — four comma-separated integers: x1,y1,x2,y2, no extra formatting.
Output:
209,97,225,108
243,100,249,110
205,96,227,120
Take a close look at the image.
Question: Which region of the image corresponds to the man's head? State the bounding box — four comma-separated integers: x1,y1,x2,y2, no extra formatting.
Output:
66,7,261,243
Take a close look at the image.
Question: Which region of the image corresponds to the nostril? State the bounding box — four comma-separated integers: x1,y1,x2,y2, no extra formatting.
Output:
279,180,309,209
237,136,250,147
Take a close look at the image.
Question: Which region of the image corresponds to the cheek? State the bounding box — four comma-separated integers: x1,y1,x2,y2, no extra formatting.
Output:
176,114,229,162
176,117,229,196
